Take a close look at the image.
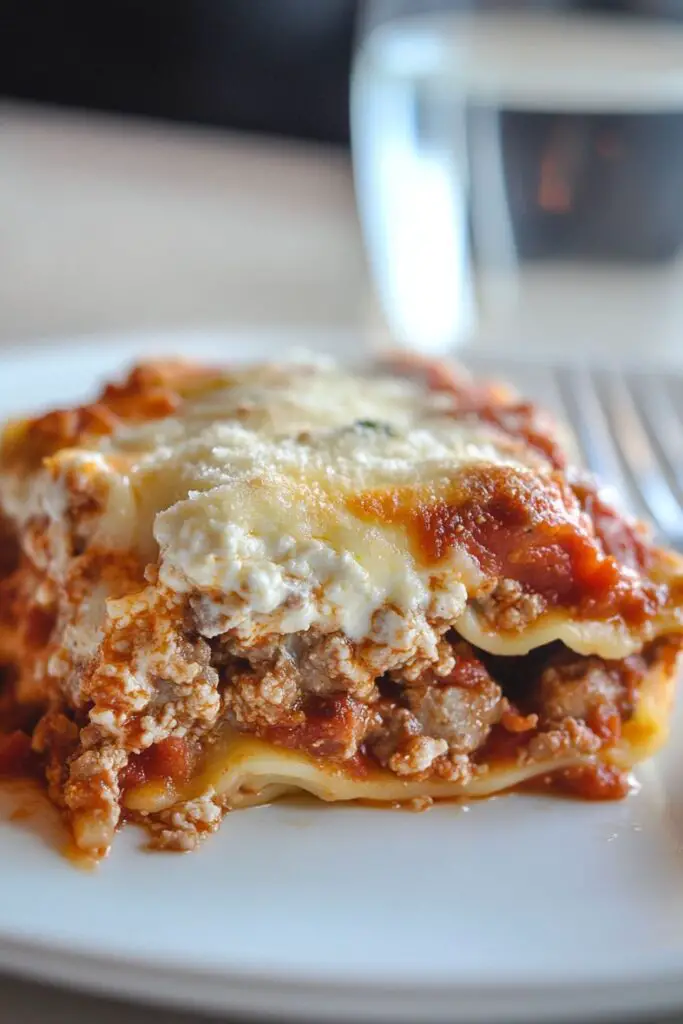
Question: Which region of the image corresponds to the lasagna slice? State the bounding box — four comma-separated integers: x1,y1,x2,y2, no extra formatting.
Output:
0,356,681,859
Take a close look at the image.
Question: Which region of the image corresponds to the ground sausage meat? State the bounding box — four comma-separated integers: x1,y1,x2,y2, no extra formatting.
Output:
365,701,472,781
534,649,643,740
476,578,546,632
215,626,659,784
404,678,504,754
398,642,506,754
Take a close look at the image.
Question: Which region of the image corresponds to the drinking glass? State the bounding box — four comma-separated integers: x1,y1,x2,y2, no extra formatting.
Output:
351,1,683,361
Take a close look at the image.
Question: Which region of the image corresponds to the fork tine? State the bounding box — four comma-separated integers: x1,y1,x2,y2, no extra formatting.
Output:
668,374,683,426
597,370,683,546
628,371,683,502
554,365,636,514
475,358,683,550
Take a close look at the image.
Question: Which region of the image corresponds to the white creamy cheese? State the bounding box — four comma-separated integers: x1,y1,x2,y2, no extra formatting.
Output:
31,359,550,642
140,362,541,641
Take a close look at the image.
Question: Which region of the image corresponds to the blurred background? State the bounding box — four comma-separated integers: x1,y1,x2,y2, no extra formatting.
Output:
3,0,683,356
2,0,356,145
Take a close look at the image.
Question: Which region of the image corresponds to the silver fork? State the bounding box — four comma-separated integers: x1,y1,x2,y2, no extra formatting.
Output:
555,366,683,552
467,356,683,551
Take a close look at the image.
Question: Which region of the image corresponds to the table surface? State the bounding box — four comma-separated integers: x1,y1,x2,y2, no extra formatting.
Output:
1,100,683,1024
0,973,223,1023
0,100,375,350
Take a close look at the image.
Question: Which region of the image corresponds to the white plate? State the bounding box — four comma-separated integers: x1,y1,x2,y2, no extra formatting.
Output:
1,331,683,1023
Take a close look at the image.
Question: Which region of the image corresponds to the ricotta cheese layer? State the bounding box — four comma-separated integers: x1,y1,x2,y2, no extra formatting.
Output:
102,361,544,640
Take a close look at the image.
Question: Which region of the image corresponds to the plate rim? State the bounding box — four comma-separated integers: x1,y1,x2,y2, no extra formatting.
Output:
3,929,683,1024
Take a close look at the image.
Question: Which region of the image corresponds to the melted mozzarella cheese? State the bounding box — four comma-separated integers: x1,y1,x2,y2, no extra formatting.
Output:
149,421,523,640
125,364,542,643
8,358,676,658
38,361,540,644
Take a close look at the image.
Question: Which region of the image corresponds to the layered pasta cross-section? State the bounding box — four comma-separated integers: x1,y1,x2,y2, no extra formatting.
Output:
0,355,681,858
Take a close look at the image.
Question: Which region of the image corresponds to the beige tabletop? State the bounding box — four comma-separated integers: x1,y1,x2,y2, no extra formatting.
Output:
0,100,375,350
